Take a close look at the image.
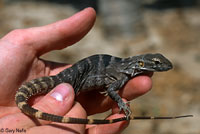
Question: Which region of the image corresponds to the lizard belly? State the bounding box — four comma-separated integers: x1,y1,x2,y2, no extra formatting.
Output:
80,75,109,92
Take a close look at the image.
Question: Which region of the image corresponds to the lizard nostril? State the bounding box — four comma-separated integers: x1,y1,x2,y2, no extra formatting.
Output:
155,61,160,65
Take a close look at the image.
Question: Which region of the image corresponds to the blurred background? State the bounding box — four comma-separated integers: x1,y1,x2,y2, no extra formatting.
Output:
0,0,199,133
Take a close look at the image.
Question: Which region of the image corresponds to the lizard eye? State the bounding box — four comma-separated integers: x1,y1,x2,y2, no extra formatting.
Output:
139,61,144,67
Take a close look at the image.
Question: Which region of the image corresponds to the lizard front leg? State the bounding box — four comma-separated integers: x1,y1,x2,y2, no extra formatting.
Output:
107,77,131,119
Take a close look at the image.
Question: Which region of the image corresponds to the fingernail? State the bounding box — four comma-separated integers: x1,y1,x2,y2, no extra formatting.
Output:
50,84,71,101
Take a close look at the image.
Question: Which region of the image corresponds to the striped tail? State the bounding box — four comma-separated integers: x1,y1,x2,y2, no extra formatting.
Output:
16,100,194,124
15,97,194,124
15,76,193,124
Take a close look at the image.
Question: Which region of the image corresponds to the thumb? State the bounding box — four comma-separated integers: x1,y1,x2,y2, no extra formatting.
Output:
32,83,75,125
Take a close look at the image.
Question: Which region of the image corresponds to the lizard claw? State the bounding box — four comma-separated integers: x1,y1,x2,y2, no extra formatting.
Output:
99,90,108,96
118,102,132,119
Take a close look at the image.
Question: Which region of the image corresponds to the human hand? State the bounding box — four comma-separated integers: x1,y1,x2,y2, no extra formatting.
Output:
0,8,152,134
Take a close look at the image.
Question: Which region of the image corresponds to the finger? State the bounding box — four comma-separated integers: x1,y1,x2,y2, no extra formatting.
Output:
30,7,96,55
2,7,96,56
86,99,129,134
32,83,75,125
86,114,129,134
0,83,75,129
28,83,75,127
120,74,152,100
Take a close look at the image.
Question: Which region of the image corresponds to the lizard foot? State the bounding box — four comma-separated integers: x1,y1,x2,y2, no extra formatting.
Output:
118,101,132,120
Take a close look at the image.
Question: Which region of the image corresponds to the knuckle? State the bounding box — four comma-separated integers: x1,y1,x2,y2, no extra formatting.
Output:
7,29,31,45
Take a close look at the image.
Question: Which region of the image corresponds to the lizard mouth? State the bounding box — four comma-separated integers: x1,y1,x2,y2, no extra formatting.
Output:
131,69,155,77
138,67,156,72
139,64,173,72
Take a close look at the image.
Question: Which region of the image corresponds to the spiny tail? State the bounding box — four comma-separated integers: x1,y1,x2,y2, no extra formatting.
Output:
15,76,193,124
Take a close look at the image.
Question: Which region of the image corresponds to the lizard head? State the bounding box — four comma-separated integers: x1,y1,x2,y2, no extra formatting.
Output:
135,53,173,71
121,53,173,76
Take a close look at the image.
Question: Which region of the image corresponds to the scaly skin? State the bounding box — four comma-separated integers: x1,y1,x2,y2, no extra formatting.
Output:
15,53,192,124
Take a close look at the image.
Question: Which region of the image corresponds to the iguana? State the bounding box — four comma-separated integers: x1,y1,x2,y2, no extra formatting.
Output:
15,53,192,124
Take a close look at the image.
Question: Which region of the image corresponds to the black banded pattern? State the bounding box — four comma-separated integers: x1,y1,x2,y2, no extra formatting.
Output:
15,54,192,124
